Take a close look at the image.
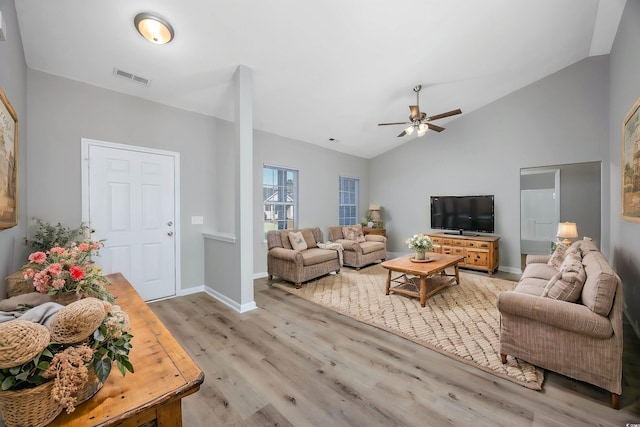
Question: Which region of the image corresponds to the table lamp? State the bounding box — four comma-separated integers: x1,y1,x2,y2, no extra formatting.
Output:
557,222,578,245
369,204,381,222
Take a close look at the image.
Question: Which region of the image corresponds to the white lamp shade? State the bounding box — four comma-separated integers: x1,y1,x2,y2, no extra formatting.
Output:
557,222,578,244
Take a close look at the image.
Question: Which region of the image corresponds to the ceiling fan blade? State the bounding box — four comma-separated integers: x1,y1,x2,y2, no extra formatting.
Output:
409,106,421,121
397,130,407,137
378,122,411,126
426,108,462,121
426,123,445,132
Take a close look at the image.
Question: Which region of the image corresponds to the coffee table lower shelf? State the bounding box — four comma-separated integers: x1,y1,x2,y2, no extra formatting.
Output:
387,274,456,302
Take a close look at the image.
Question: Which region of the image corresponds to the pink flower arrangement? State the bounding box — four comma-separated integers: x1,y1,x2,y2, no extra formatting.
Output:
21,240,111,300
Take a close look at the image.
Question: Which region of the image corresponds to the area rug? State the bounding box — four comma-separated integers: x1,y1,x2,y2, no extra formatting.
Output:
272,264,544,390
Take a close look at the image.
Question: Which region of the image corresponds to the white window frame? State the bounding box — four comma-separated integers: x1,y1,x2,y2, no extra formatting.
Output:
263,164,298,238
339,176,359,226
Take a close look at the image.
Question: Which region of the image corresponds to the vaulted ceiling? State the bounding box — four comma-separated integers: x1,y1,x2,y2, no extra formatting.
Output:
15,0,625,158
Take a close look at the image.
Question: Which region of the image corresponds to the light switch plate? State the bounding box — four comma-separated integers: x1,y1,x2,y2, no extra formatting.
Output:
191,216,203,225
0,12,6,42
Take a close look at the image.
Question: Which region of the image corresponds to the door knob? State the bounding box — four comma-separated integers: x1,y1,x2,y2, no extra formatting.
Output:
167,231,174,236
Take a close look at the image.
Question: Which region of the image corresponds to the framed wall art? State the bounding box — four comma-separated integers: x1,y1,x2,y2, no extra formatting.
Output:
0,87,18,229
622,96,640,223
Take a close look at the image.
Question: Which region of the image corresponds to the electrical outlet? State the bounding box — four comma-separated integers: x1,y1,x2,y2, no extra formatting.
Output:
191,216,203,225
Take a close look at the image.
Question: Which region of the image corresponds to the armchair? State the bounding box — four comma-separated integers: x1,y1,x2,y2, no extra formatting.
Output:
267,227,340,288
328,225,386,270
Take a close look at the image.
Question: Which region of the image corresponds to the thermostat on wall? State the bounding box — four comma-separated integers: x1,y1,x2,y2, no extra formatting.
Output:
0,11,6,42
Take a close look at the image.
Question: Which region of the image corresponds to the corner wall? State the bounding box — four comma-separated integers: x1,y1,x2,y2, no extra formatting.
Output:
0,0,28,296
609,0,640,335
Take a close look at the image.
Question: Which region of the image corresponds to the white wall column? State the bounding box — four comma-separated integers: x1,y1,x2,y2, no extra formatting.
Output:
235,65,256,310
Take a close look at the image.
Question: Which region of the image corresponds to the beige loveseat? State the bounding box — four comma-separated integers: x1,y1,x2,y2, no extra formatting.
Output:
267,227,341,288
497,239,623,408
328,225,386,270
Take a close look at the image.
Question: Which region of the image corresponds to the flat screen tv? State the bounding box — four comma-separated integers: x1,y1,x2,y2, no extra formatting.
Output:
430,195,495,235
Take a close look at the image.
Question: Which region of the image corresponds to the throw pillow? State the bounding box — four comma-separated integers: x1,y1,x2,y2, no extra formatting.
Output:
541,272,563,298
300,229,317,248
341,225,366,242
542,252,586,302
288,231,308,252
547,243,568,270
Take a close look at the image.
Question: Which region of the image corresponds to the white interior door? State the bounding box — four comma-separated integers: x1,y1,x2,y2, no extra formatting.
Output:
84,141,178,301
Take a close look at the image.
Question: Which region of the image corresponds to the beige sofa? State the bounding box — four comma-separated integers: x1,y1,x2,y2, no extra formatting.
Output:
328,225,386,270
267,227,340,288
497,239,623,408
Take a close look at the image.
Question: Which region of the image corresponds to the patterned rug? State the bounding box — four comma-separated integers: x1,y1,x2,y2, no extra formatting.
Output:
272,263,544,390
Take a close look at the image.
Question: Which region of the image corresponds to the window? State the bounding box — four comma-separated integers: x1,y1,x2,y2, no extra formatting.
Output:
263,165,298,238
339,176,359,226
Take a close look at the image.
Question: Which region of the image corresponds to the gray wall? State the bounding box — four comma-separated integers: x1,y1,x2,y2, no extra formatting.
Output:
253,130,369,274
609,0,640,335
370,55,610,273
23,69,369,289
559,162,601,246
26,69,224,291
0,0,28,297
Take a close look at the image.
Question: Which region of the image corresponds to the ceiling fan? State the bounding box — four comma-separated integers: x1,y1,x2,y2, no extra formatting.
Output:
378,85,462,137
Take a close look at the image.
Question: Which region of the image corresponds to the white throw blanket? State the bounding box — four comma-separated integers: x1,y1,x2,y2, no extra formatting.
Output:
0,302,64,326
318,242,344,265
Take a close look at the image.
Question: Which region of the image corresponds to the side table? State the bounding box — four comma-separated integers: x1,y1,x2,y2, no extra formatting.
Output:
363,227,386,237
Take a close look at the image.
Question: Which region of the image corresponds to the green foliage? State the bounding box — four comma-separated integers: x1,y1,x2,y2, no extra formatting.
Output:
0,345,60,391
90,324,134,384
25,218,92,252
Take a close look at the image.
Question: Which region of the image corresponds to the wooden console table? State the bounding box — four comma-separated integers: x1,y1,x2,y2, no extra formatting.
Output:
427,232,499,276
49,273,204,427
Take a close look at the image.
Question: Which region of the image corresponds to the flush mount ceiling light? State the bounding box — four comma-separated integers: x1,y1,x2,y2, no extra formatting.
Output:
134,12,174,44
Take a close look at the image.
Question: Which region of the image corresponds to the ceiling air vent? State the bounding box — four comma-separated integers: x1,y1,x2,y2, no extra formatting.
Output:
113,68,150,86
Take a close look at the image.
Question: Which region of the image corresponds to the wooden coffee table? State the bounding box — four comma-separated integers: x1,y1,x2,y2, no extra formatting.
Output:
381,253,465,307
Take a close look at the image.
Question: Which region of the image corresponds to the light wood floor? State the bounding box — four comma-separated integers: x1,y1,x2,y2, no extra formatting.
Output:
149,268,640,427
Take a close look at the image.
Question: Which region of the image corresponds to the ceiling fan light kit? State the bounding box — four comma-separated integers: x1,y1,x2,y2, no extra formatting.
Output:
378,85,461,138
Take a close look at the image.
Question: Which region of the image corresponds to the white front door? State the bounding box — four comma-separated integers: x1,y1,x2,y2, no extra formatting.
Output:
82,140,178,301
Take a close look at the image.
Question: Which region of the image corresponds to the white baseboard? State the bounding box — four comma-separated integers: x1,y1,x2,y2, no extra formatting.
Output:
498,265,522,275
177,285,205,296
254,271,268,280
205,286,257,313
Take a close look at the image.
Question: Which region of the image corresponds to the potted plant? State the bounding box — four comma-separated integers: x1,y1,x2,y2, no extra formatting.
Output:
406,234,433,260
21,240,114,303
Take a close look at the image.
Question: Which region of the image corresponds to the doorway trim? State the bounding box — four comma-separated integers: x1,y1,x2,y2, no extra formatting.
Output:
80,138,182,295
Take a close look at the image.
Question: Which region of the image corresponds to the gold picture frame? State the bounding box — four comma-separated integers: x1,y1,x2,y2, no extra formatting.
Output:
622,96,640,222
0,87,18,229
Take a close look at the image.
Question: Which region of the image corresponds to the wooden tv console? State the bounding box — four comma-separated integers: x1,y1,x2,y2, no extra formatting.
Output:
427,232,500,276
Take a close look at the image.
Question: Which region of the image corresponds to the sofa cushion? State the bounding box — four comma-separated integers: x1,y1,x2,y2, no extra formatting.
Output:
301,248,338,266
581,252,618,316
521,263,558,281
514,277,548,296
547,243,568,270
288,231,308,251
300,228,317,248
359,241,384,254
342,225,366,243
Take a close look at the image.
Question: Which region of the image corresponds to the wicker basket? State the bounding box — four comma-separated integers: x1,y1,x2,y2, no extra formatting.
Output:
0,381,63,427
51,291,82,306
75,367,104,405
5,271,32,298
